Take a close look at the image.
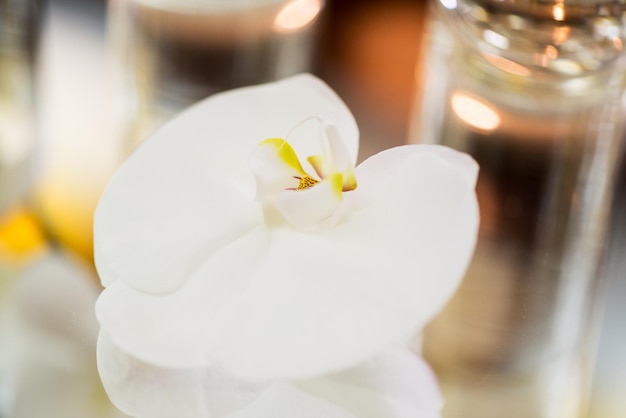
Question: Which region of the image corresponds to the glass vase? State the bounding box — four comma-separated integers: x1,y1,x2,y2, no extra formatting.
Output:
409,1,626,417
108,0,326,151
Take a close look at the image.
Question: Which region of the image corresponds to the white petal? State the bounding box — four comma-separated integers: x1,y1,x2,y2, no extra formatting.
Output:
275,173,343,228
225,347,441,418
94,74,358,294
297,346,443,418
225,384,357,418
97,332,266,418
1,252,124,418
324,123,357,190
11,252,100,345
95,227,271,369
282,102,359,171
352,144,478,191
204,145,479,380
97,331,209,418
250,138,306,199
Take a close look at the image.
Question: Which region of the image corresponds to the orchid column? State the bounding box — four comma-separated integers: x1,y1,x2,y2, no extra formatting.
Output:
410,1,626,417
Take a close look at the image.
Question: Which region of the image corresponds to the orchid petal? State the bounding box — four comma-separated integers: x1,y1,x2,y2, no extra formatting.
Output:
94,74,358,294
225,384,357,418
97,332,267,418
204,145,478,380
303,123,356,189
98,333,440,418
1,252,124,418
297,346,442,418
227,347,441,418
274,173,343,229
351,144,478,192
307,154,329,179
96,227,271,369
283,115,358,174
250,138,307,198
324,123,357,191
97,331,211,418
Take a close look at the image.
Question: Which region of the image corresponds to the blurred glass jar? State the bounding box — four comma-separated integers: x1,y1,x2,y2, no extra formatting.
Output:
109,0,326,150
0,0,42,216
410,1,626,417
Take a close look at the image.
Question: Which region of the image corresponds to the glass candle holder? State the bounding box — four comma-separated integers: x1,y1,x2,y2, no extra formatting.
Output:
109,0,326,151
409,1,626,417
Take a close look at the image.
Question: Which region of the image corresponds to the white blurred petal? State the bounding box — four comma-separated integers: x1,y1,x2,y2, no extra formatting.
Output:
297,346,442,418
97,332,267,418
97,336,439,418
225,384,357,418
227,347,441,418
94,74,358,294
0,251,126,418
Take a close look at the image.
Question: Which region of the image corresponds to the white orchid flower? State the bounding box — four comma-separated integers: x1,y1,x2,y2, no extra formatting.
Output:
98,334,443,418
94,74,479,386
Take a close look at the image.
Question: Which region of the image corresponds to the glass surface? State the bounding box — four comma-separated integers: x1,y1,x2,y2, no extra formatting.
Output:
109,0,326,151
410,1,626,417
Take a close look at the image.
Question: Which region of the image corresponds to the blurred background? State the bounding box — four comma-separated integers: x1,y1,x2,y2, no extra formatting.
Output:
0,0,624,417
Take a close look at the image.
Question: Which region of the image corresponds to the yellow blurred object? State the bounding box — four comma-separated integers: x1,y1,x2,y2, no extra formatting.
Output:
35,179,98,264
0,206,47,264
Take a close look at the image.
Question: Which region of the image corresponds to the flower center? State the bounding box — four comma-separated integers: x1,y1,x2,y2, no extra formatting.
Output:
296,175,319,190
249,118,357,228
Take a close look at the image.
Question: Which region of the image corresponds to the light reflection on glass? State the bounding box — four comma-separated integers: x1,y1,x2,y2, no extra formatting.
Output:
549,58,583,75
440,0,458,10
273,0,323,33
552,25,570,45
451,92,500,133
545,45,558,59
553,3,565,21
483,29,509,49
534,51,550,67
483,53,531,77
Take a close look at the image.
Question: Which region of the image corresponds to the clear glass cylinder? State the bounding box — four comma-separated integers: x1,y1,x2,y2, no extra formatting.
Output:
108,0,326,151
409,1,626,417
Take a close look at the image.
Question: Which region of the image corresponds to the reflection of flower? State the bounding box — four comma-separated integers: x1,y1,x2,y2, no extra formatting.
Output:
94,74,479,415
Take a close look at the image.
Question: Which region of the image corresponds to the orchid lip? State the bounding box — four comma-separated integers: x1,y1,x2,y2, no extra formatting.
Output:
250,117,357,229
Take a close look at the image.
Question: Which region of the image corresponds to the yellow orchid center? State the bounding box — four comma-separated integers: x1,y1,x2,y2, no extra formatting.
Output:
253,137,355,194
250,126,357,229
296,175,319,190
